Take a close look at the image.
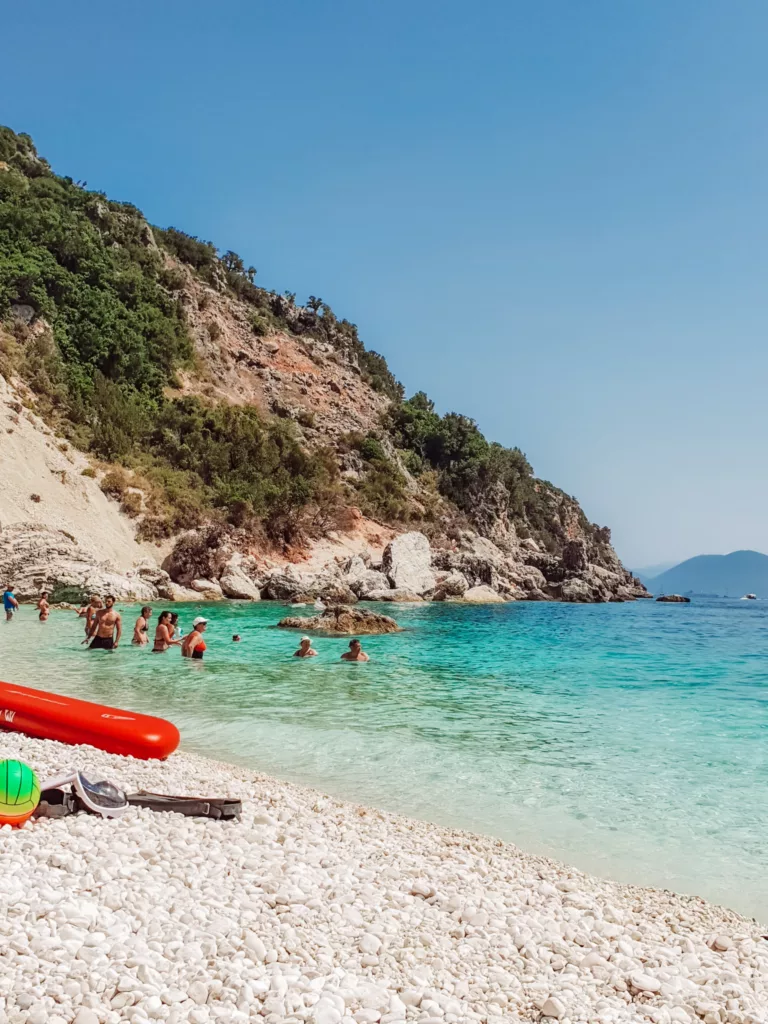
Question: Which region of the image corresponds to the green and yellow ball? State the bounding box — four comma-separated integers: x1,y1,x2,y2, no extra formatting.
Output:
0,759,40,827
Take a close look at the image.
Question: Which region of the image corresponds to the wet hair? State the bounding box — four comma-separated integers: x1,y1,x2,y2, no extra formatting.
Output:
141,606,152,617
41,592,48,598
169,612,179,625
159,610,172,624
232,634,241,641
349,638,361,647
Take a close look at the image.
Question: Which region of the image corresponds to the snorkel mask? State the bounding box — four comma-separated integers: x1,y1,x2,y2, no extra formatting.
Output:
41,771,129,818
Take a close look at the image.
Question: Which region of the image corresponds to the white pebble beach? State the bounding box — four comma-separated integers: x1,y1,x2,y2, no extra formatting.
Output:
1,734,766,1024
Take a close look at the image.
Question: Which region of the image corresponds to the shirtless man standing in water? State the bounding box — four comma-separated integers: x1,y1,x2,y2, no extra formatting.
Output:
86,595,122,650
37,592,50,622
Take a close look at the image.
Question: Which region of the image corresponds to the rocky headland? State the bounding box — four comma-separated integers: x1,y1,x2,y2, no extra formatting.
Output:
0,126,650,608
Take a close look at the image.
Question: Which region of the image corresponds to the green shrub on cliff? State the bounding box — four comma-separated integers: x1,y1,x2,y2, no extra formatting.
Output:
0,127,340,541
386,391,601,547
0,125,606,551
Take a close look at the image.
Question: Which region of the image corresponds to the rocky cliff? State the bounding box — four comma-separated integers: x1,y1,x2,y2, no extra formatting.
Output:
0,125,648,604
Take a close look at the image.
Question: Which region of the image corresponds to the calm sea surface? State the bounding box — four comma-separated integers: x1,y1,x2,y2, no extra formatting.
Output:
1,597,766,922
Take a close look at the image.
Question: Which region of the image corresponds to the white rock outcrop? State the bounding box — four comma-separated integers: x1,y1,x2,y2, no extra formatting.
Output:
0,523,161,602
218,553,262,600
381,532,435,595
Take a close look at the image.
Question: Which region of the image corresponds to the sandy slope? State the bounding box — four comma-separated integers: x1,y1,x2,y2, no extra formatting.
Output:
0,375,159,571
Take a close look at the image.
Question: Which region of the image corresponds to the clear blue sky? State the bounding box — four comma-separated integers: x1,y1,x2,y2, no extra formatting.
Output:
3,0,767,567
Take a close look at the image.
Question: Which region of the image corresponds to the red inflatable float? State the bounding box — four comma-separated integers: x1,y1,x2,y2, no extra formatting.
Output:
0,681,179,760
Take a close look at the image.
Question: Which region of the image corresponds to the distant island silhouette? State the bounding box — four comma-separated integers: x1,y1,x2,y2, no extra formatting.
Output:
645,550,768,597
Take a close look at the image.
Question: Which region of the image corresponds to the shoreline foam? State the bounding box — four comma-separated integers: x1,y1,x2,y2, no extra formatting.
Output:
1,733,766,1024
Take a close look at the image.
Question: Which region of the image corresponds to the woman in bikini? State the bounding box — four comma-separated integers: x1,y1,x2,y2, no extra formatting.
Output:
132,606,153,645
181,617,208,659
37,592,50,622
153,610,181,653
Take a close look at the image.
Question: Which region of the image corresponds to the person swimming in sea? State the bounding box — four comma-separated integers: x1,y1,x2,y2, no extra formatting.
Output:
232,634,242,642
340,638,369,662
153,610,181,653
3,586,19,622
294,636,317,658
132,606,153,645
37,592,50,622
181,617,208,659
85,595,122,650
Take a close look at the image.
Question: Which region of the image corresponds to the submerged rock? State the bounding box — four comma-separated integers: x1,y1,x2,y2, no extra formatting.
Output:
278,605,401,634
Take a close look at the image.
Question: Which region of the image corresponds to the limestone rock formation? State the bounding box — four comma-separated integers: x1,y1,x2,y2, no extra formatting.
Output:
560,578,594,603
218,554,262,600
432,570,469,601
278,605,401,634
0,523,162,602
656,594,691,603
382,532,436,596
340,556,390,599
191,579,224,599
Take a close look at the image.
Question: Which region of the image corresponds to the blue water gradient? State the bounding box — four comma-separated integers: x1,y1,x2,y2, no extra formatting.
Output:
1,597,766,922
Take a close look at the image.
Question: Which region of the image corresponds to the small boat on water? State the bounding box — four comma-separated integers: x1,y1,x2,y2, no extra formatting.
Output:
741,594,757,600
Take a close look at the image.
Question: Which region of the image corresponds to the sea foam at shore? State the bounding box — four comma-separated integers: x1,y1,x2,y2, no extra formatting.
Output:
1,734,766,1024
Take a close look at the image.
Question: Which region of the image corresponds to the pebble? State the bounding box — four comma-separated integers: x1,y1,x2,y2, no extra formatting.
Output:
73,1012,101,1024
0,734,765,1024
630,972,662,993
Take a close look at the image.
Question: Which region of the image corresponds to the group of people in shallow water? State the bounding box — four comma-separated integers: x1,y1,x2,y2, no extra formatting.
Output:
77,596,209,658
3,586,370,662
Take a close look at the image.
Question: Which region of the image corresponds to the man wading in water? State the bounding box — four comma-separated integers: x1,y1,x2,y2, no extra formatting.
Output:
3,586,19,621
85,595,122,650
340,638,369,662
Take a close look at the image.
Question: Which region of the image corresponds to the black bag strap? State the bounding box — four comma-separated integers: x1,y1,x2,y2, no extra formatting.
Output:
126,791,242,820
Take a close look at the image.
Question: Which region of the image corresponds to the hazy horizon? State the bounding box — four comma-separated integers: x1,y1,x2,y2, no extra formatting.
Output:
2,0,767,566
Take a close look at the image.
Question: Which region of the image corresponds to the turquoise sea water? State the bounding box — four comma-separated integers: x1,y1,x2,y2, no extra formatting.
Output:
1,598,766,922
